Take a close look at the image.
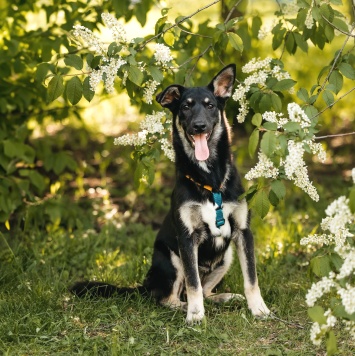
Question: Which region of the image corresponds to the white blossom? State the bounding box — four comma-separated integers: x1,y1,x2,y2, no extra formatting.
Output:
338,284,355,314
305,8,314,29
284,140,319,201
154,43,173,66
287,103,311,128
101,12,129,43
73,25,106,56
306,275,336,307
160,138,175,162
139,111,165,135
143,80,159,104
241,57,272,74
245,151,279,180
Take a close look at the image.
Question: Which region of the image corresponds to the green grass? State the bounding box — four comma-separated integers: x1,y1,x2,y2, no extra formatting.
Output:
1,180,355,355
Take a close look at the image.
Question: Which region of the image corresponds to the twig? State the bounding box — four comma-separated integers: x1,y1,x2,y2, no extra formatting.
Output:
139,0,221,49
312,85,355,119
315,132,355,140
270,313,306,329
224,0,243,24
319,24,355,93
321,16,355,37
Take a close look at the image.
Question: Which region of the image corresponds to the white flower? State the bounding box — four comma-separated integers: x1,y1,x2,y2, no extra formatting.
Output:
101,13,129,43
245,151,279,180
305,8,314,29
287,103,311,128
306,275,336,307
143,80,159,104
262,111,289,128
241,57,272,74
160,138,175,162
284,140,319,201
140,111,165,135
338,284,355,314
154,43,173,66
73,25,106,56
310,322,322,346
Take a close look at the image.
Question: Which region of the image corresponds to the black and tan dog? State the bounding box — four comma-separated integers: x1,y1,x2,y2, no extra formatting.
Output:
71,65,270,324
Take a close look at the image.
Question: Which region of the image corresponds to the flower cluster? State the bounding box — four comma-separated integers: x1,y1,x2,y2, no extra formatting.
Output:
232,57,292,123
301,176,355,347
153,43,173,66
244,151,278,180
245,103,325,201
101,12,129,44
114,111,175,162
301,196,354,247
143,80,159,104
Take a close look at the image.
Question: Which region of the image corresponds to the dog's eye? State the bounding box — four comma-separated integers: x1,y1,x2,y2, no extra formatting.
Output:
182,104,190,111
207,103,214,109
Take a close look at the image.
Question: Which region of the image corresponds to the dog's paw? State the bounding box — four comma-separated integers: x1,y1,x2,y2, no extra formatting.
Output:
207,293,245,303
248,299,270,319
186,305,205,324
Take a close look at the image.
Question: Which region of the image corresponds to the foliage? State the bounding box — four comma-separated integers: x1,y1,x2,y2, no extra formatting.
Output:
1,0,355,353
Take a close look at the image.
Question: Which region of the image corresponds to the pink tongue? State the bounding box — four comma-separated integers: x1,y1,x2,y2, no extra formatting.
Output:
194,134,209,161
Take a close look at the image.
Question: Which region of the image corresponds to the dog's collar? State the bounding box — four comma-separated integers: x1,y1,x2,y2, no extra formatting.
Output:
185,175,225,228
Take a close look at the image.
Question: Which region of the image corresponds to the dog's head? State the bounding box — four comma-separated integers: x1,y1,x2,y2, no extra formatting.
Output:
156,65,236,162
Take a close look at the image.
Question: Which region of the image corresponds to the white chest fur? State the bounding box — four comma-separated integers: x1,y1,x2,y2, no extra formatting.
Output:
179,199,249,248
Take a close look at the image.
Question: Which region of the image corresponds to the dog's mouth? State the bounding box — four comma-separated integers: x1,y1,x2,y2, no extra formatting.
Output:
187,132,212,161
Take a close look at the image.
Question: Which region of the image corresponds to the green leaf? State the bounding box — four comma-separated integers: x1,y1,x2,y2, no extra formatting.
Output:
248,129,259,158
271,180,286,200
328,70,343,94
262,122,278,131
297,88,309,103
64,54,83,70
28,171,46,193
293,32,308,52
308,306,327,324
271,93,282,112
322,90,334,107
83,77,95,102
349,187,355,214
268,189,279,207
254,190,270,219
128,65,144,86
338,62,355,79
66,76,83,105
251,113,262,127
260,131,277,157
47,75,64,103
251,16,262,38
326,331,337,356
272,79,296,92
163,31,175,46
303,105,318,119
36,63,51,83
283,122,301,133
148,66,164,83
332,18,350,33
310,255,332,277
227,32,243,52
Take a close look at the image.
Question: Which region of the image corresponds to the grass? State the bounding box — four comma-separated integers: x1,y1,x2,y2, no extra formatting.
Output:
1,149,354,355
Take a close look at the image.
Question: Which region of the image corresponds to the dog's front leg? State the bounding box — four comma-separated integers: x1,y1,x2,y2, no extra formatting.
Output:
178,233,205,324
235,228,270,318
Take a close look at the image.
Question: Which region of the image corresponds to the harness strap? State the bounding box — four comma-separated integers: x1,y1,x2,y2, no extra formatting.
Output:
185,175,225,228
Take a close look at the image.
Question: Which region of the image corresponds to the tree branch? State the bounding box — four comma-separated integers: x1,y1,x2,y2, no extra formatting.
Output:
139,0,221,50
315,132,355,140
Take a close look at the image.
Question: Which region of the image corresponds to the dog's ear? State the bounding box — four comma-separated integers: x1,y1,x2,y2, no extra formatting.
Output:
208,64,236,99
156,85,185,108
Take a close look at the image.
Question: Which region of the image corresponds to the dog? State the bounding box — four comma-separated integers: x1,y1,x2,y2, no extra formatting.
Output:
70,64,270,324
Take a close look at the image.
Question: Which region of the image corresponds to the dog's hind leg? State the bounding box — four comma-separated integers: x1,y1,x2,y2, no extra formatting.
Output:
203,246,244,303
235,228,270,318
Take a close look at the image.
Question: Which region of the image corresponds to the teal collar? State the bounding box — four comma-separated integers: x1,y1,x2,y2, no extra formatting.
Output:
185,175,225,228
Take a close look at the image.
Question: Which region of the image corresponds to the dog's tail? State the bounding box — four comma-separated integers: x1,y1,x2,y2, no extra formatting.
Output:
70,280,148,299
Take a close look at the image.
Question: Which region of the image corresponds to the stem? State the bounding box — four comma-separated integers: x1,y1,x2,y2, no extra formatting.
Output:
315,132,355,140
319,24,355,93
312,85,355,119
321,16,355,38
139,0,221,49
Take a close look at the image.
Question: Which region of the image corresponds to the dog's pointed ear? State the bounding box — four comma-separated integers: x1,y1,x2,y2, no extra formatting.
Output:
156,85,185,109
208,64,236,99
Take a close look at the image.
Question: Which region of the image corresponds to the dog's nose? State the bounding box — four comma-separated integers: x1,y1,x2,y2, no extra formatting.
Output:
193,122,207,133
